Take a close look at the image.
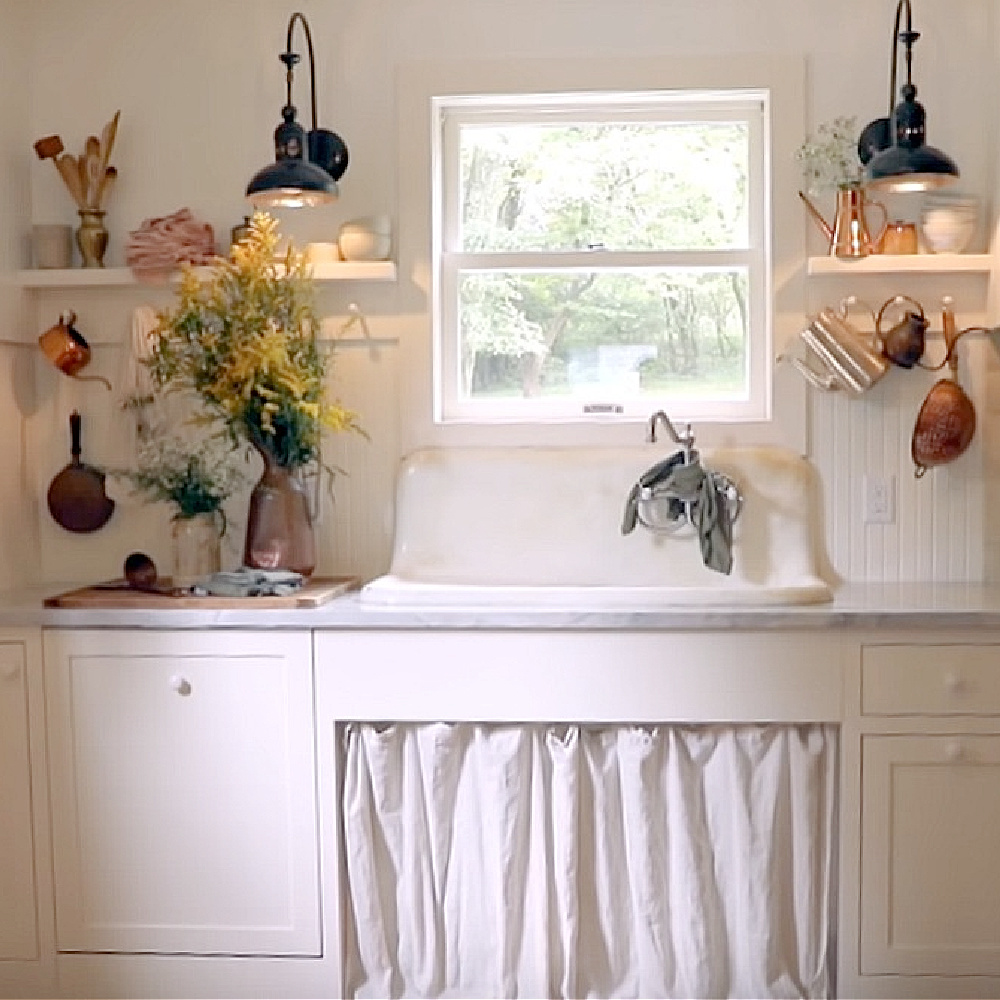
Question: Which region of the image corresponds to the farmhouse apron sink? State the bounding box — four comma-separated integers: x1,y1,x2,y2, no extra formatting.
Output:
361,445,833,608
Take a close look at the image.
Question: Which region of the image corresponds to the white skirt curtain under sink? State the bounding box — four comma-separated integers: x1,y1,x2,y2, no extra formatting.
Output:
341,722,836,1000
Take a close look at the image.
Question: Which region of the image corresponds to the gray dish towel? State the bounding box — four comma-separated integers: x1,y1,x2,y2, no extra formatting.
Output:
193,567,305,598
621,455,734,575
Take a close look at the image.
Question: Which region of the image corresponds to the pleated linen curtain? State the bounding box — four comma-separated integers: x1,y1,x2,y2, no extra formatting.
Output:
341,723,836,1000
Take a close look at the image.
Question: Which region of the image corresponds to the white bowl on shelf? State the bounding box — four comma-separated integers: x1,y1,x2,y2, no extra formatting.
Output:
338,217,392,261
920,194,978,254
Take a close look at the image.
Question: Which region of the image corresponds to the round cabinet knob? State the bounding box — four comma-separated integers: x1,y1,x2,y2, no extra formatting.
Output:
944,740,964,762
943,671,964,695
169,674,192,697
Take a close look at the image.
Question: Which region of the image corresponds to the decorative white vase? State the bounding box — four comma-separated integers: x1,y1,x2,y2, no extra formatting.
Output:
172,511,222,589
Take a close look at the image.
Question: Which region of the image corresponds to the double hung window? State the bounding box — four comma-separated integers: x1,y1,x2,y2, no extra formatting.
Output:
433,89,771,424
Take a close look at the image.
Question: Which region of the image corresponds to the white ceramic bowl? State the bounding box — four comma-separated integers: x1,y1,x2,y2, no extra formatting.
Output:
920,195,978,254
338,226,391,261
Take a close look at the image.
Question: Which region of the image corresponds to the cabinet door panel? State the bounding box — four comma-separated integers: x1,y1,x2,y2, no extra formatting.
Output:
44,630,319,957
0,642,38,960
861,734,1000,976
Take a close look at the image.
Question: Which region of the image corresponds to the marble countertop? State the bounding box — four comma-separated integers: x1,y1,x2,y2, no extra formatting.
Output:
6,580,1000,631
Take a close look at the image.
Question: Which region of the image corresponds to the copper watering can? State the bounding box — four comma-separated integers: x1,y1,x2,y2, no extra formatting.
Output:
799,187,888,260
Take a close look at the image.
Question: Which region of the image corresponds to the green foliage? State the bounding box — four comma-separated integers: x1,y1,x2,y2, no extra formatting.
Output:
456,119,751,400
147,213,362,468
461,122,748,252
113,436,242,521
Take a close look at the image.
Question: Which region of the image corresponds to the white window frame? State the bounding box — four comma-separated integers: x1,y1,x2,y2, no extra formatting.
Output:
434,90,771,424
396,55,807,452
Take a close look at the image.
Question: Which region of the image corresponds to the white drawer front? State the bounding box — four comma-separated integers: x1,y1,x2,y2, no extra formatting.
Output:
862,644,1000,716
317,631,844,723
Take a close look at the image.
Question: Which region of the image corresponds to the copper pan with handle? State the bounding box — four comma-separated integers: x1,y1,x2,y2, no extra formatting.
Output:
46,410,115,532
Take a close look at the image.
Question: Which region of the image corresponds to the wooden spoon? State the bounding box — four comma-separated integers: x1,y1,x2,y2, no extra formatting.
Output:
54,154,86,209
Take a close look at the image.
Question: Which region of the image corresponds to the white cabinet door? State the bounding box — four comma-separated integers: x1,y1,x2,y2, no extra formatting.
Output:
44,629,320,957
860,734,1000,976
0,641,38,961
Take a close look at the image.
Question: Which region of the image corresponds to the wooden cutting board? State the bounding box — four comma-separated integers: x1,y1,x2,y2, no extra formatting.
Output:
45,575,359,609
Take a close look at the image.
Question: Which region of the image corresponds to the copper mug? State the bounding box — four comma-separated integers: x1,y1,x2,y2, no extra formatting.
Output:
881,221,918,255
38,311,111,389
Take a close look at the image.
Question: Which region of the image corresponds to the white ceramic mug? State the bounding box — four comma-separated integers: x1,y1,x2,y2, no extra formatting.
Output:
32,224,73,269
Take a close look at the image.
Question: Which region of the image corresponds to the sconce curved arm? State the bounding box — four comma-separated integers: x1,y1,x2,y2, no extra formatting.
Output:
283,12,320,134
884,0,917,118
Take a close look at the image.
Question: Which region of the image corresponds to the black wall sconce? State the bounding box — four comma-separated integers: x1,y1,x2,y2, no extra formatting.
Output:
858,0,958,192
246,12,348,209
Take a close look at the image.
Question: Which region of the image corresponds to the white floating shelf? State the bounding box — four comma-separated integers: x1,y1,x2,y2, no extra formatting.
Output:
807,253,992,276
14,259,396,289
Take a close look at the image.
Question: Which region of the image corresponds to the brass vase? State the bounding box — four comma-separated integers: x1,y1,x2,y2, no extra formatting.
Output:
76,209,109,268
243,446,316,576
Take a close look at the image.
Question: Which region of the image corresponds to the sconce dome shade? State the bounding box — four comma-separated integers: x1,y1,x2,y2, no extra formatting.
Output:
246,157,338,209
865,141,959,192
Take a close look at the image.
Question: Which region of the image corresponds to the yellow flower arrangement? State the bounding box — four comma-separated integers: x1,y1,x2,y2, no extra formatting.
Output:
147,212,361,468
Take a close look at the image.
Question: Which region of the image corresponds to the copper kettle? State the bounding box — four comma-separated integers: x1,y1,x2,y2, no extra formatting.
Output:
911,298,976,477
877,295,929,369
779,297,888,396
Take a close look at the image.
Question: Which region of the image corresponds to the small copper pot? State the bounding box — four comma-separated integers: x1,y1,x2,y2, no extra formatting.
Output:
39,311,90,375
38,312,111,389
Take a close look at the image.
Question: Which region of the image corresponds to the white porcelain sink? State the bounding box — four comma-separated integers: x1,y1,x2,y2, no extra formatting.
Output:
361,446,833,608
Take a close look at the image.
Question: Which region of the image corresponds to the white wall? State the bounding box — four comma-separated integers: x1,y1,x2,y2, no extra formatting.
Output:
3,0,998,585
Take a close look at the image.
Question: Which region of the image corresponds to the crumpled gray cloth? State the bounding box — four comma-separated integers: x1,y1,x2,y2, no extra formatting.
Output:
193,567,305,598
622,454,734,575
621,450,686,534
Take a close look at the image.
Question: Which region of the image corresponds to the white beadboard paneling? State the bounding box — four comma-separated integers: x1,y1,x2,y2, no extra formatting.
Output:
811,338,986,584
320,330,401,583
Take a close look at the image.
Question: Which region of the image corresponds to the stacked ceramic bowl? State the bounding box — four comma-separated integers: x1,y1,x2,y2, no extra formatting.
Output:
338,215,392,261
920,193,978,254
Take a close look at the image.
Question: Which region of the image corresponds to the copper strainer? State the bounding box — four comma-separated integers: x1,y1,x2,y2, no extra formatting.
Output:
911,298,977,478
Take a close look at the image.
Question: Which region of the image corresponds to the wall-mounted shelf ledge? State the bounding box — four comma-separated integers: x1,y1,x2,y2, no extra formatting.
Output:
807,253,992,276
14,259,397,289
